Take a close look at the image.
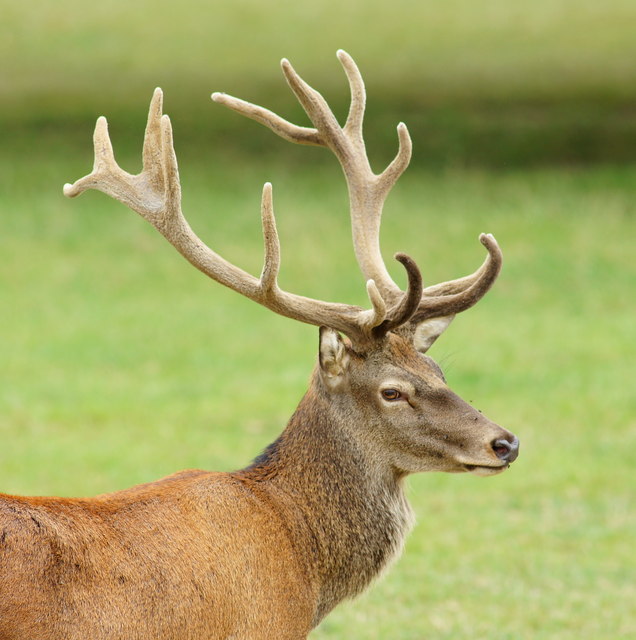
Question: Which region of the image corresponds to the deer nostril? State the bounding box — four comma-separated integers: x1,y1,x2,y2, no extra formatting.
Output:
492,437,519,463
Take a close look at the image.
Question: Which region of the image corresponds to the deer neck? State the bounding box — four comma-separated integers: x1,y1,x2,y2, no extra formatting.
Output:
237,380,414,624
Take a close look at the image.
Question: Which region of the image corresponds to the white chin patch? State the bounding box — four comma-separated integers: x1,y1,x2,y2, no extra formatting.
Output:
467,465,507,477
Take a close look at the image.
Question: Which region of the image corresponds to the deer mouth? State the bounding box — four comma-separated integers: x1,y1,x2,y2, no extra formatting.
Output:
464,463,509,477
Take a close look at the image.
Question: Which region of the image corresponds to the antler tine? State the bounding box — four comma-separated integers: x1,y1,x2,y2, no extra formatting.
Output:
159,114,183,223
372,254,423,337
409,234,503,324
420,233,501,297
259,182,281,296
280,58,348,151
211,92,323,147
63,116,125,200
338,49,365,141
359,280,387,331
359,252,424,334
142,88,165,181
378,123,413,197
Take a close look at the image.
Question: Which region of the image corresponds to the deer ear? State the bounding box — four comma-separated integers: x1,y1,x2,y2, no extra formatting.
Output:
412,315,455,353
318,327,350,390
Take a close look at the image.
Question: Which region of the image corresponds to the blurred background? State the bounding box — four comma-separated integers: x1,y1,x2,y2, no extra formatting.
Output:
1,1,634,638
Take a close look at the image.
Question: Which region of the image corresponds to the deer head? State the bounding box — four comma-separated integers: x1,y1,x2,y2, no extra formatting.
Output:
64,50,518,478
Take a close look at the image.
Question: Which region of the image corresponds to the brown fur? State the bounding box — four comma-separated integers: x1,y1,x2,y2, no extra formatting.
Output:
0,334,516,639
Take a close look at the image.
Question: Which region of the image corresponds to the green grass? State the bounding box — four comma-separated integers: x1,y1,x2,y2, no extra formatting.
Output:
1,1,635,636
4,0,636,107
1,129,635,637
2,0,636,165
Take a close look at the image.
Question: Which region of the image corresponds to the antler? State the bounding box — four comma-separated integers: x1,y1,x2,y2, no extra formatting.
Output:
65,51,502,349
63,88,421,348
213,50,503,330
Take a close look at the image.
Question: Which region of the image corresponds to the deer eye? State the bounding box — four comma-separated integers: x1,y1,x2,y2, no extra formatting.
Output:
381,388,401,401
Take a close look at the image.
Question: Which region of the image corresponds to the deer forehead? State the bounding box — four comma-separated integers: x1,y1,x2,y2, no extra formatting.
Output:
353,335,446,390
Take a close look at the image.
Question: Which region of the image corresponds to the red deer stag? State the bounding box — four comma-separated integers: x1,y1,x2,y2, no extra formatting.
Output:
1,51,518,639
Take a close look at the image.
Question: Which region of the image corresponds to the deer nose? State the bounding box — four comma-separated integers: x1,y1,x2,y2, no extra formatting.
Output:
491,436,519,463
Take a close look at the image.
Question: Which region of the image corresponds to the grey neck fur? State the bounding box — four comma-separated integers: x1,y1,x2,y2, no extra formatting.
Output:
238,382,414,625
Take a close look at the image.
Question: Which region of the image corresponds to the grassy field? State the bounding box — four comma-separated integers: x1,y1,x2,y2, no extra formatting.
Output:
1,132,634,637
2,1,635,638
2,0,636,166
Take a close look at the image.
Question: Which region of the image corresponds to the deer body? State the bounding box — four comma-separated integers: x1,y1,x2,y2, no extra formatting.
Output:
0,368,417,638
0,470,315,639
1,52,519,638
